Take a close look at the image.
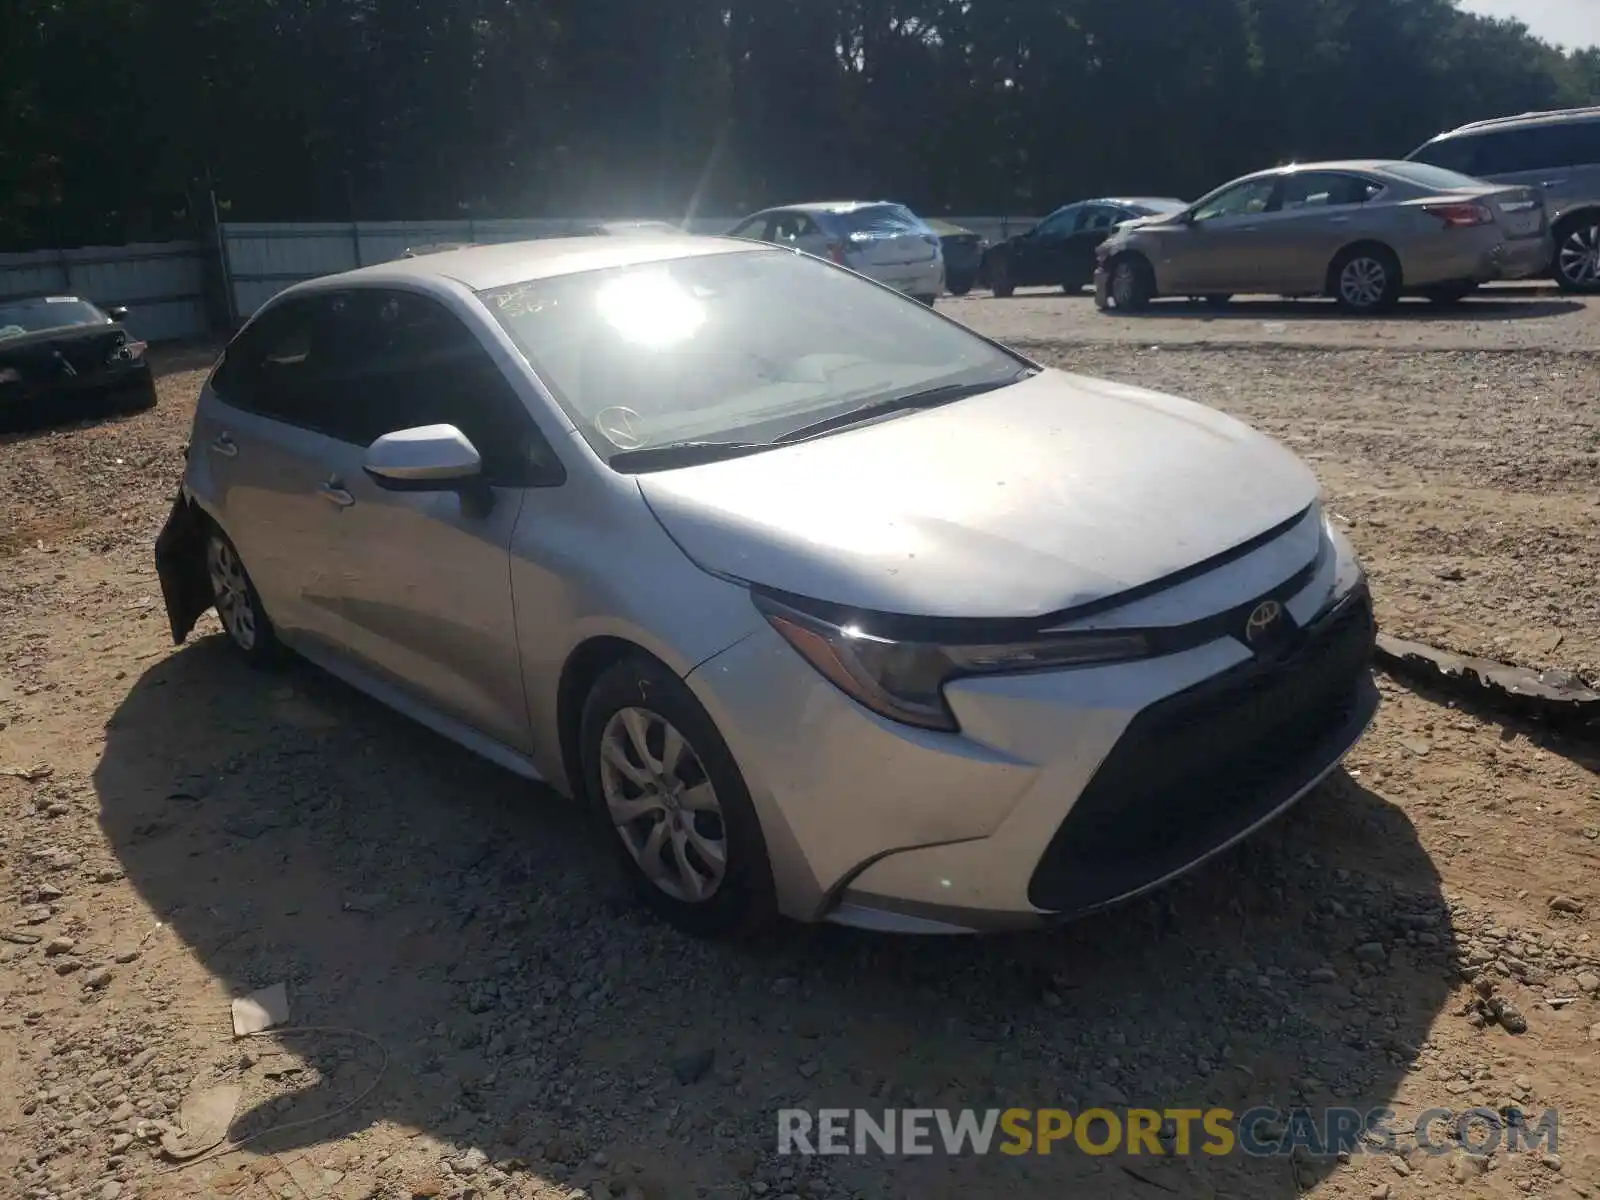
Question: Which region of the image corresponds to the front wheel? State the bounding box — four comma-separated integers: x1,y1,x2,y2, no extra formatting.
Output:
205,530,283,667
1553,216,1600,293
1330,246,1401,314
580,657,778,939
988,259,1015,298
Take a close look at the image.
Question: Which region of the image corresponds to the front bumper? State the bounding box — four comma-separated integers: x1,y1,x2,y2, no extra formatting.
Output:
686,513,1378,931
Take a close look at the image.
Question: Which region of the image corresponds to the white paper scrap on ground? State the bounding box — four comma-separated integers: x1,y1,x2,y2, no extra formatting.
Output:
231,982,289,1036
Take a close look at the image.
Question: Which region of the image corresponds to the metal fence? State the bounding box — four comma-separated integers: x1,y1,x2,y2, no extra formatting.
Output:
2,216,1043,342
0,241,210,342
220,215,1040,323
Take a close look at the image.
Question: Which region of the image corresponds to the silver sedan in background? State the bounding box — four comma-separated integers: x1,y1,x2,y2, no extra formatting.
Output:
1094,159,1551,313
727,201,945,304
157,235,1377,938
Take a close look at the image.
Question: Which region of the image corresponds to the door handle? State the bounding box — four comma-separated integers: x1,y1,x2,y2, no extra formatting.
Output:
318,483,355,509
1541,178,1566,188
210,433,238,458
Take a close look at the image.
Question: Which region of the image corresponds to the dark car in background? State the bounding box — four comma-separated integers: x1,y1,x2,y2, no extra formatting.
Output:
0,296,154,425
923,218,986,295
981,197,1187,296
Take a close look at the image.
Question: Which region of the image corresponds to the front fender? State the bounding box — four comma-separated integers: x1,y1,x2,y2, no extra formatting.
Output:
154,490,213,644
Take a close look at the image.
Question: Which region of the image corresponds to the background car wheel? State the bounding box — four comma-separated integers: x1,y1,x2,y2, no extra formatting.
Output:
1421,282,1476,305
580,656,778,939
1552,214,1600,293
1201,293,1232,309
945,274,975,297
989,259,1015,298
1329,245,1401,314
205,529,283,667
1108,255,1154,312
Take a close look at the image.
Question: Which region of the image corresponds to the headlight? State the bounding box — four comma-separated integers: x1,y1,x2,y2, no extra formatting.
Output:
754,592,1151,732
108,339,147,365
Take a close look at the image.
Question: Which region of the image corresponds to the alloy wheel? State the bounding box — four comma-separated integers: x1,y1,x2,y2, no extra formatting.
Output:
1557,222,1600,289
1338,257,1388,310
207,536,257,651
1112,262,1140,307
599,706,727,903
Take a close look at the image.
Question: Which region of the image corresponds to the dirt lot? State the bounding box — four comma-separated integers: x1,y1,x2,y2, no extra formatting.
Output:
2,290,1599,1200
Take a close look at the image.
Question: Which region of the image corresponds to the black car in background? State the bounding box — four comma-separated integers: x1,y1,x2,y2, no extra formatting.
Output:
0,296,155,425
923,218,986,295
980,197,1188,296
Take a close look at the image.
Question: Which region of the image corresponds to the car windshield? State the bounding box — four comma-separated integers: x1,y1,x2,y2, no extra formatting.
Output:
0,297,108,341
831,204,928,237
479,248,1025,466
1378,162,1486,191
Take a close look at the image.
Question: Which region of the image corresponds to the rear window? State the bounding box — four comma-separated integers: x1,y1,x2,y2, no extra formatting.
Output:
831,204,929,236
1380,162,1487,192
0,297,108,340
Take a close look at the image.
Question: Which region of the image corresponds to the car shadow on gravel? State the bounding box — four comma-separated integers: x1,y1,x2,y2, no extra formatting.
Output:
96,637,1457,1199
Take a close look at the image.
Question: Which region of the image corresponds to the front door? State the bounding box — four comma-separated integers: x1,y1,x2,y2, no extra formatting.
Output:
293,288,553,753
1170,176,1283,293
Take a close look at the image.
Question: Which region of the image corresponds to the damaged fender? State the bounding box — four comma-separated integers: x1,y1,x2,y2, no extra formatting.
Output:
154,490,213,644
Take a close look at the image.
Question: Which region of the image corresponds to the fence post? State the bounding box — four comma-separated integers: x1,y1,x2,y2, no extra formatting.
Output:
209,186,237,330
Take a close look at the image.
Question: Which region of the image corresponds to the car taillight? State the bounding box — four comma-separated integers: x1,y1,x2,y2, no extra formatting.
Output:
1422,202,1493,229
108,339,147,364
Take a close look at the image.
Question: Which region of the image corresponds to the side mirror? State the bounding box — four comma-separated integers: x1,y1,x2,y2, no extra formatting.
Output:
363,424,486,497
106,305,130,321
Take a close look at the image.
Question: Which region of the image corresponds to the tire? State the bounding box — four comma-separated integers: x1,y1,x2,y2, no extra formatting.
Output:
1329,245,1401,314
1201,294,1232,309
1107,254,1154,312
1421,282,1476,305
579,656,778,939
1552,214,1600,294
946,273,975,297
989,258,1015,298
204,528,284,668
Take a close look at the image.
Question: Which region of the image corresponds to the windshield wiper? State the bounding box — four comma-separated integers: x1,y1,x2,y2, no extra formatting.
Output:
607,440,770,472
773,370,1037,444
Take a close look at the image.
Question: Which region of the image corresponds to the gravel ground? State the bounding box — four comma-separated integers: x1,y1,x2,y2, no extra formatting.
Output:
2,296,1599,1200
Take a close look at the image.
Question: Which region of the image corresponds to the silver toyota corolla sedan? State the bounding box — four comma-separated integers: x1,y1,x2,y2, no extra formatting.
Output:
155,235,1378,938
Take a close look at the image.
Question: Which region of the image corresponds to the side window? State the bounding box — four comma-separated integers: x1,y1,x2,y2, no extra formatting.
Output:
1033,206,1080,238
1470,128,1549,175
208,298,320,423
728,216,768,242
1192,178,1279,221
1410,134,1480,175
1571,119,1600,164
308,290,557,486
1076,204,1122,232
768,212,818,244
1280,173,1380,210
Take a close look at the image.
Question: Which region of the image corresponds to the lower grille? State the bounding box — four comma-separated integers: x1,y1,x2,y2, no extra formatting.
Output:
1026,587,1376,914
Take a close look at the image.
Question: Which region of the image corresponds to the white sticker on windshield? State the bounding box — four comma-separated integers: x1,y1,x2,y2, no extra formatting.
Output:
45,296,79,303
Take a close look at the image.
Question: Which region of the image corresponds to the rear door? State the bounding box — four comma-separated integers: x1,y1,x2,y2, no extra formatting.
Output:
1267,172,1389,292
195,296,349,642
824,204,940,285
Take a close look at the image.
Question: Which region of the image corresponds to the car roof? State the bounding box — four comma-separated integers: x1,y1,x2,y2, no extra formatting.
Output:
283,235,762,295
1439,105,1600,137
1096,197,1187,208
772,200,907,214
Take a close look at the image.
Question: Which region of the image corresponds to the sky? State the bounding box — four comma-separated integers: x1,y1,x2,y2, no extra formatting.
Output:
1458,0,1599,49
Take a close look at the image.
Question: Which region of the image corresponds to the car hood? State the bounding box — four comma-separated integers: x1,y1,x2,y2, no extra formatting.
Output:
0,323,127,377
636,369,1320,619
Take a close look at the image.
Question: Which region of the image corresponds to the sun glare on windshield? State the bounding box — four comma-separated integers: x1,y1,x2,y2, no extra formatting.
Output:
595,269,706,349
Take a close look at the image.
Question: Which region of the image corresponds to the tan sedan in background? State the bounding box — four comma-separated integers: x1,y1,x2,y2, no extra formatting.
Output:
1094,159,1551,314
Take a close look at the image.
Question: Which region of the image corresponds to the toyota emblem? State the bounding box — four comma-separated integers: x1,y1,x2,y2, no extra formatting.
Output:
1244,599,1284,645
